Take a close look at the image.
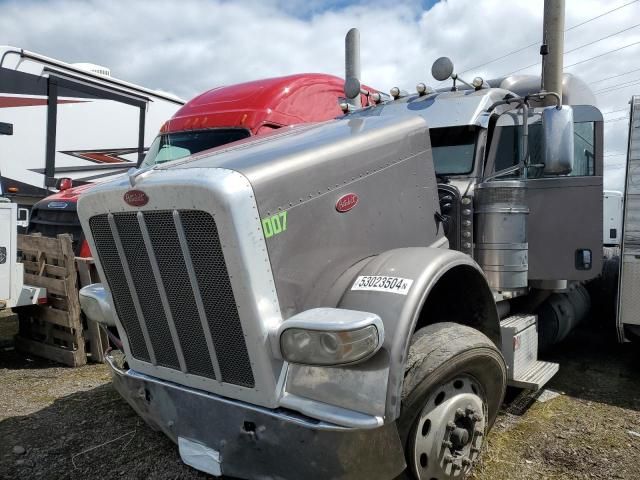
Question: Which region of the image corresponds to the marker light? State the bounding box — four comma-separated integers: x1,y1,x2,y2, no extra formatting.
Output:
370,92,382,104
57,178,73,191
390,87,401,99
276,308,384,366
472,77,484,89
416,83,427,95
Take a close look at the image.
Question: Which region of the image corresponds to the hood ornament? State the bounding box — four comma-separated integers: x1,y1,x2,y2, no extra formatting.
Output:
127,166,152,187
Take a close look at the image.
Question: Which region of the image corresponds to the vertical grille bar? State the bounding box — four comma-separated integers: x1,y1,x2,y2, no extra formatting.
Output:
145,211,218,379
180,210,255,387
89,214,150,362
137,211,187,373
173,211,223,382
106,213,157,365
113,213,180,370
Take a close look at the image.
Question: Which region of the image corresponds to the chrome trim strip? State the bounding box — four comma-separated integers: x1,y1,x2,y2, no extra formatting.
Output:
107,213,157,365
173,210,223,382
137,211,187,373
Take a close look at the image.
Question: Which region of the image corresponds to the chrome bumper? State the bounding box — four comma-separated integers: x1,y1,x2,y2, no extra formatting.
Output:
106,353,406,479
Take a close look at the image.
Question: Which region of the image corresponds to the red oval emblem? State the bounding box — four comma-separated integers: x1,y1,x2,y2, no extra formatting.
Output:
123,190,148,207
336,193,359,213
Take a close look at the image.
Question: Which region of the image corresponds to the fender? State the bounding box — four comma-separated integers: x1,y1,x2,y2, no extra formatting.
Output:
336,247,500,421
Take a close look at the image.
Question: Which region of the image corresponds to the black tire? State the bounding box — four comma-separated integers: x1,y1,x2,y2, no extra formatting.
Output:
397,322,507,479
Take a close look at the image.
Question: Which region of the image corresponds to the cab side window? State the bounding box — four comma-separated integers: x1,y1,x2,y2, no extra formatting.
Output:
491,121,595,177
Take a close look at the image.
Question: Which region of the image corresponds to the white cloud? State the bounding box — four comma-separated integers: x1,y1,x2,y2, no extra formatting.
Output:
1,0,638,189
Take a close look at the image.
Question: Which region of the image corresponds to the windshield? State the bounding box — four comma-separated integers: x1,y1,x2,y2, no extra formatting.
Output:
141,128,251,168
430,126,477,176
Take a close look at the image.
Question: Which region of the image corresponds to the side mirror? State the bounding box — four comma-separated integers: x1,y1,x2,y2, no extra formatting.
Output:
17,207,30,229
542,106,574,174
431,57,454,82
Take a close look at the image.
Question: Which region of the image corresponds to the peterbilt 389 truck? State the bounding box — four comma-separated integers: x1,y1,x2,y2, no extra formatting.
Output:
76,35,603,480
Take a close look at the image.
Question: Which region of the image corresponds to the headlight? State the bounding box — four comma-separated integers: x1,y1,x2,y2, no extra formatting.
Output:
281,326,380,366
275,308,384,366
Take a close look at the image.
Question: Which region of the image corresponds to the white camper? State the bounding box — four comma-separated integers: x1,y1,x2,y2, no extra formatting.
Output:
0,46,184,206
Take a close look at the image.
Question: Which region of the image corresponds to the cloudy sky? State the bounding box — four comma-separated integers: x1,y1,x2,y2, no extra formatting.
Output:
2,0,639,189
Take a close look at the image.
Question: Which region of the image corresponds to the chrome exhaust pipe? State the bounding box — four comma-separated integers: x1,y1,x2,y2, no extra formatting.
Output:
345,28,361,108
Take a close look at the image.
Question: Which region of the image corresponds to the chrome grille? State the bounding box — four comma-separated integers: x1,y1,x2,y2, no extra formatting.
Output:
89,210,255,388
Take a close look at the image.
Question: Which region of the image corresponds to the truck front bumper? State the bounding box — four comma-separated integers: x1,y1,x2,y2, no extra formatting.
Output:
106,353,406,479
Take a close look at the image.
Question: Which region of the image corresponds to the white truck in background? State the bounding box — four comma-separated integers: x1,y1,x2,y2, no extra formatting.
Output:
0,46,184,208
603,190,622,247
0,199,45,310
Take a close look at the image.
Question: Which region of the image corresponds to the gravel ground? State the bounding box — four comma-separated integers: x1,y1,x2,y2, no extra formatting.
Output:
0,311,639,480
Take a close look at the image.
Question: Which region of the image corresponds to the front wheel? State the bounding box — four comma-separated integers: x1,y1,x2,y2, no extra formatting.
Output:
398,322,507,479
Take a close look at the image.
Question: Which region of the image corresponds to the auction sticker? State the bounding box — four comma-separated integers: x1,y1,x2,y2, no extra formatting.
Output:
351,275,414,295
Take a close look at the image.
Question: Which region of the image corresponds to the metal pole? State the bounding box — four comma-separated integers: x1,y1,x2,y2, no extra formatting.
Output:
345,28,362,108
541,0,565,106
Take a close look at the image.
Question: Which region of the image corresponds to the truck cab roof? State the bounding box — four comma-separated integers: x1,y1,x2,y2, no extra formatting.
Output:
162,73,365,135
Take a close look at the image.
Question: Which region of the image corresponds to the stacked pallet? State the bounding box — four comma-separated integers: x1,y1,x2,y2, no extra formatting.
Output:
14,234,107,366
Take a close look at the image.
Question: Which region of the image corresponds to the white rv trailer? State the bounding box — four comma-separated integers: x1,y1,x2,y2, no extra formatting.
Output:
0,46,184,207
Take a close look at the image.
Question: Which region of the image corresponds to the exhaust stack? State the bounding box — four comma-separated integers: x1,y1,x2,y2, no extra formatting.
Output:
345,28,362,108
541,0,565,105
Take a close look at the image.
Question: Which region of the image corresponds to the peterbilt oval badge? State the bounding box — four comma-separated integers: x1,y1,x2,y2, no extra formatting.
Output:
123,190,148,207
336,193,359,213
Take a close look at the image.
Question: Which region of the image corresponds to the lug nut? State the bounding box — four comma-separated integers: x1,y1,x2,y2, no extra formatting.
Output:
455,408,465,418
472,413,482,422
443,454,453,464
474,429,484,437
442,440,453,449
461,457,472,467
465,406,476,416
471,446,480,454
451,461,462,470
446,421,456,430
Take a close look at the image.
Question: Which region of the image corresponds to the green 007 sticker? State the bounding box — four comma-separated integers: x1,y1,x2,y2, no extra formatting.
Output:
262,211,288,238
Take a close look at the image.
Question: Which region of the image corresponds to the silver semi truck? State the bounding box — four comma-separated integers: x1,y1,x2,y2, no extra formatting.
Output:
77,40,604,480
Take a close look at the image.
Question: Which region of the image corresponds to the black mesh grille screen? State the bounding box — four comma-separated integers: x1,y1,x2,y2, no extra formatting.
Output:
88,214,150,362
113,213,179,369
180,210,255,388
88,210,254,387
143,211,216,378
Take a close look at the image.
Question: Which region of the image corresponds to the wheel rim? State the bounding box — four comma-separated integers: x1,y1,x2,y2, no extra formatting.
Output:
410,375,487,479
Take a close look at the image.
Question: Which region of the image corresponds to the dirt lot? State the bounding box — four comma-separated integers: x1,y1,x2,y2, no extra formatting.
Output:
0,312,639,480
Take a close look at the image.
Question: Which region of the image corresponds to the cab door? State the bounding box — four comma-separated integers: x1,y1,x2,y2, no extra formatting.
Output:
485,105,603,283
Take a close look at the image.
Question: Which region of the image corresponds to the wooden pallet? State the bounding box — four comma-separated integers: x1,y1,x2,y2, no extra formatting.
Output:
14,234,107,366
